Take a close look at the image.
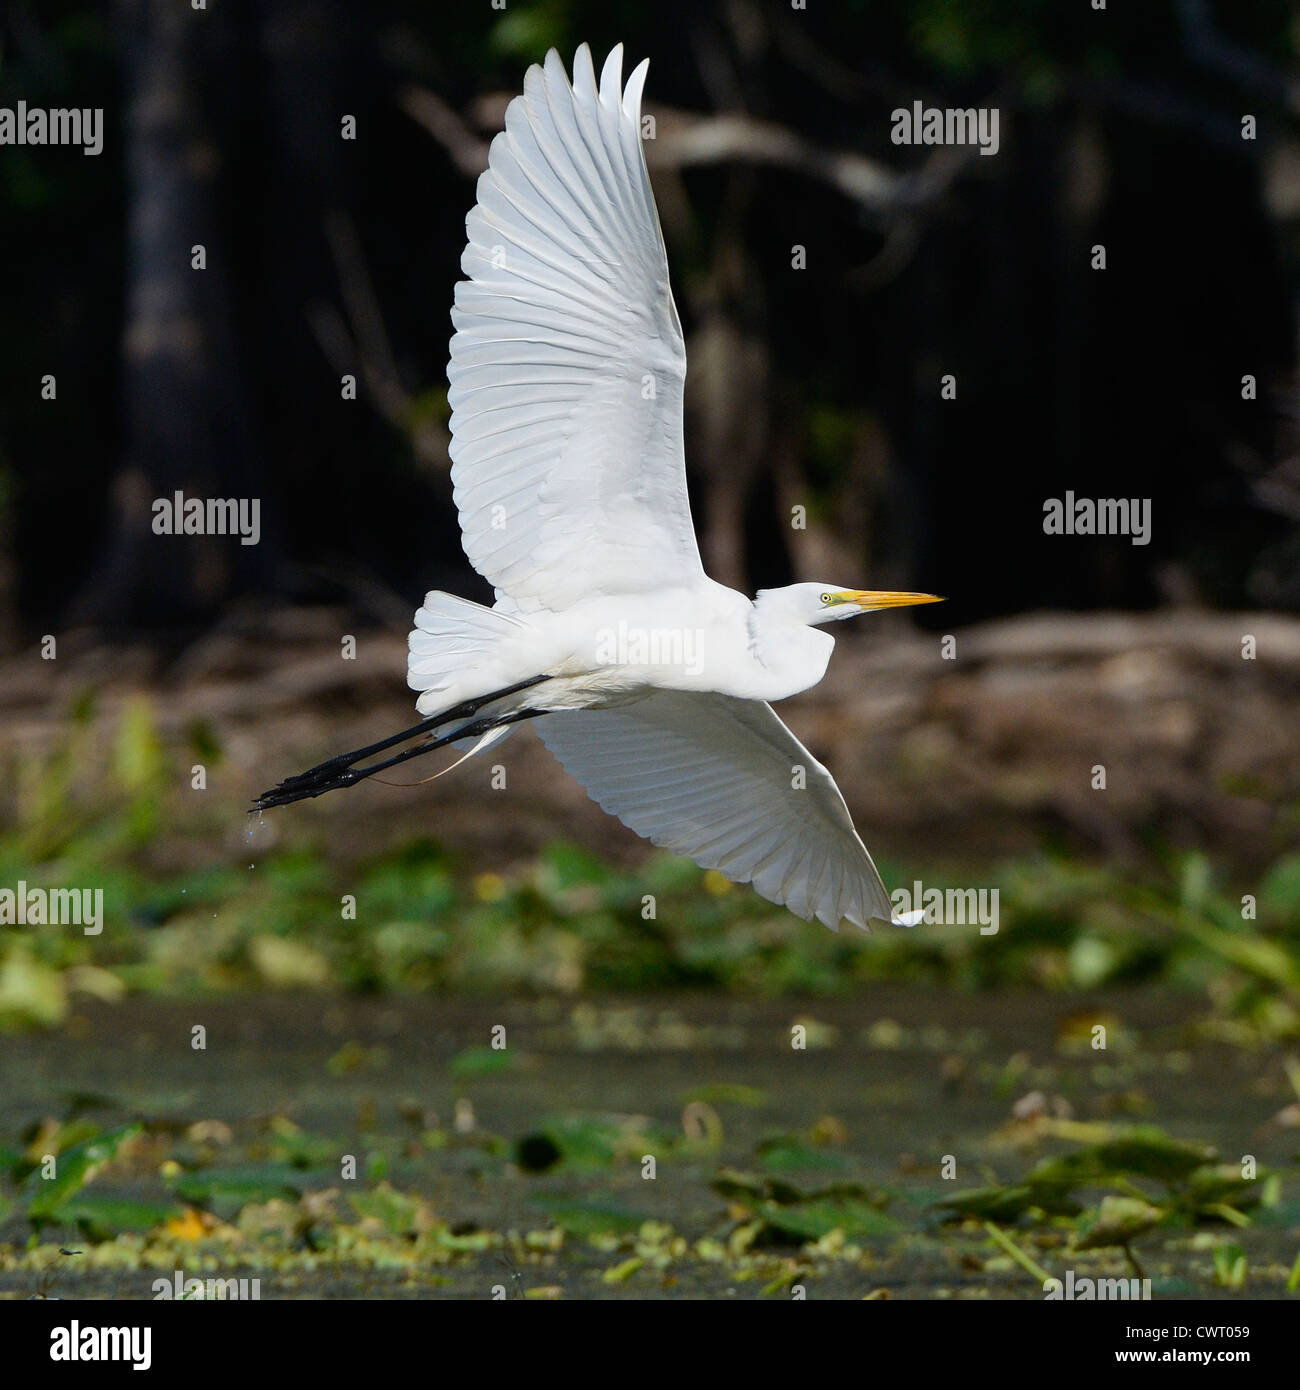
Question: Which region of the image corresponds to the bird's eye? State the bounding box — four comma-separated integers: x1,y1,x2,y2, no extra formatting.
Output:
820,593,833,604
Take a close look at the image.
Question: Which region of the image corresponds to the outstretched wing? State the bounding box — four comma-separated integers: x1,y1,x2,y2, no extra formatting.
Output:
448,44,702,613
536,692,895,931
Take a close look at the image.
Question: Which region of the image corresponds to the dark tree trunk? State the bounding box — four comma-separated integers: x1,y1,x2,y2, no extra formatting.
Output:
75,0,271,631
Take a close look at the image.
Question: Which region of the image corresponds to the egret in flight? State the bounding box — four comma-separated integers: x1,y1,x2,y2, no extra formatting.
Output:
257,44,942,931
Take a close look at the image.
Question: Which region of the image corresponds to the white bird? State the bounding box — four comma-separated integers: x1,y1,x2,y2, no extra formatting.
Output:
257,44,943,932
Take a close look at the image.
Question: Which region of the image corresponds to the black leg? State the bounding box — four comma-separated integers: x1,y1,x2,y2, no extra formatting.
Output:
253,674,551,810
253,707,543,810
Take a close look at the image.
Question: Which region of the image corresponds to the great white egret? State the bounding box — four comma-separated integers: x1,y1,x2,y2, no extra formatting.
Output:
257,44,943,932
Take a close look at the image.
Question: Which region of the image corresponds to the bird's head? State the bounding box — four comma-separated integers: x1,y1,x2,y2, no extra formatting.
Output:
760,582,945,627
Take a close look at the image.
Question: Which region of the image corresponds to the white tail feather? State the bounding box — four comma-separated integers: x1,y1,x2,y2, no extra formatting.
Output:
407,591,523,715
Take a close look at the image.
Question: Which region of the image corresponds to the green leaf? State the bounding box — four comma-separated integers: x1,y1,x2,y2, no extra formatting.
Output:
1185,1164,1264,1215
171,1164,307,1219
0,948,68,1027
530,1196,646,1237
1025,1128,1214,1187
25,1124,141,1222
601,1256,644,1283
113,697,164,793
1258,853,1300,919
935,1184,1080,1223
347,1184,438,1237
265,1119,340,1169
1073,1196,1165,1250
714,1170,894,1242
712,1168,805,1206
1211,1242,1248,1289
448,1046,513,1079
755,1193,900,1242
0,1143,25,1178
540,841,613,891
519,1114,676,1171
755,1136,851,1174
55,1195,182,1239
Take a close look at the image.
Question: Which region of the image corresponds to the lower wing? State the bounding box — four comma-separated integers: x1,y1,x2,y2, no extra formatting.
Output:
535,691,895,931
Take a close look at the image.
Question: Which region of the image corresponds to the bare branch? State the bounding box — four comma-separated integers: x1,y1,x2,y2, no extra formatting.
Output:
399,84,490,177
401,83,972,215
311,211,449,471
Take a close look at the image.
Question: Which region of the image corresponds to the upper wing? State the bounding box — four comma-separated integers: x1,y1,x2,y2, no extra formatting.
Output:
535,692,895,931
448,44,703,613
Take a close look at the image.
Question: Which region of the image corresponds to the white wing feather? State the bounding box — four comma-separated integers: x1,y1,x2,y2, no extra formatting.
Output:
448,44,702,612
536,692,896,931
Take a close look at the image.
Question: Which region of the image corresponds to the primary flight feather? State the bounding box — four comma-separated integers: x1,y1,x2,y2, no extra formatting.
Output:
257,43,942,933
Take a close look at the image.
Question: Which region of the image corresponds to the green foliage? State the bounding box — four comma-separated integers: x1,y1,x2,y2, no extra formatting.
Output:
1072,1195,1166,1251
1212,1242,1248,1289
713,1168,897,1243
1,697,1299,1029
1023,1129,1215,1187
935,1122,1273,1280
527,1197,646,1237
0,1081,1293,1295
514,1113,679,1172
13,1122,183,1238
448,1045,513,1079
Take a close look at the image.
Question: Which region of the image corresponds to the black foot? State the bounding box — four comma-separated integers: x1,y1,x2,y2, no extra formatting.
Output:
252,675,550,811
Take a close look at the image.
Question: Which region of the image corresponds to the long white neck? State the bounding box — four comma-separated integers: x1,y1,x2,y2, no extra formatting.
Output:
746,590,835,700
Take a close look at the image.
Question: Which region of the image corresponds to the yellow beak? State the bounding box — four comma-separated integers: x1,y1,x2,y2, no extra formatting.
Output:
839,590,945,611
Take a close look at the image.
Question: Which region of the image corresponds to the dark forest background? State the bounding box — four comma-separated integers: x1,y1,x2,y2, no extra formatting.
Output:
2,0,1298,650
